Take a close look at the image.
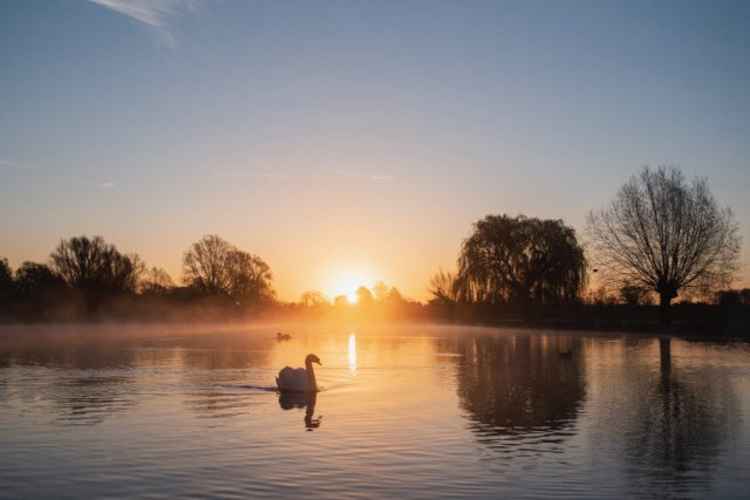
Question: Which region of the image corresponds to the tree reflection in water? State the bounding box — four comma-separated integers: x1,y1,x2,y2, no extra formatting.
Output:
624,337,739,498
455,334,586,449
0,334,140,426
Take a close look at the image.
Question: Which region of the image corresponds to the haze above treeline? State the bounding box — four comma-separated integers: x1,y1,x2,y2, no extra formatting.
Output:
1,167,747,334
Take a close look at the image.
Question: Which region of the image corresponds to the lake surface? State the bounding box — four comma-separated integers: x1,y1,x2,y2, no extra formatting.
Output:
1,324,749,499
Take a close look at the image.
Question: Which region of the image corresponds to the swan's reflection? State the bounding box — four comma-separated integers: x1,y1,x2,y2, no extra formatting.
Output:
278,391,321,430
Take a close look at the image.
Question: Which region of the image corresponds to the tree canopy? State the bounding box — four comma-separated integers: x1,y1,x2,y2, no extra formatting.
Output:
14,262,66,299
50,236,143,295
455,214,587,305
182,234,274,306
0,258,13,302
587,166,740,311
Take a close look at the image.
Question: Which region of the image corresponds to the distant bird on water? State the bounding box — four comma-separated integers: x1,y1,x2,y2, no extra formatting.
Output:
276,332,292,341
276,354,321,393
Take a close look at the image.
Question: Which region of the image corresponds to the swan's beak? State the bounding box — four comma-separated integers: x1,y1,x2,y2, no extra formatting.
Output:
315,360,322,366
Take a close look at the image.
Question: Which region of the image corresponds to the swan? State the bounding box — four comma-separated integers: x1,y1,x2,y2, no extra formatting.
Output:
276,354,321,392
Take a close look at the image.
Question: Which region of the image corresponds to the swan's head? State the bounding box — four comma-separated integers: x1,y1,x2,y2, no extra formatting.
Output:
305,354,322,366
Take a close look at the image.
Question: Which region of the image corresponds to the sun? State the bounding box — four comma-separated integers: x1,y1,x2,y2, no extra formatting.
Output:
327,269,373,303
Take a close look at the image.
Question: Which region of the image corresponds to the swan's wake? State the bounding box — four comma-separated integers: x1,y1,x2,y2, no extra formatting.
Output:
226,384,277,392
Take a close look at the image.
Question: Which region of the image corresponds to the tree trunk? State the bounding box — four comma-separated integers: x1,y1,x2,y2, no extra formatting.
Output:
659,292,673,326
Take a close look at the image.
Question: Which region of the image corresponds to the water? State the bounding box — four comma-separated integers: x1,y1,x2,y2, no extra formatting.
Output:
1,324,749,499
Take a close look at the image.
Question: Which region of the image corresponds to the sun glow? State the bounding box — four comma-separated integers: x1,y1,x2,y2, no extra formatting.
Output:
327,269,374,303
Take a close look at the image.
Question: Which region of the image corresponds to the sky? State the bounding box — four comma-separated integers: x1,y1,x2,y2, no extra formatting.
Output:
1,0,748,301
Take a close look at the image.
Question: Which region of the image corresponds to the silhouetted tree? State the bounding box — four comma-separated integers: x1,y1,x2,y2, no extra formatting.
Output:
0,258,12,303
14,262,66,298
182,235,274,306
373,281,389,302
183,235,233,295
356,286,374,308
588,166,740,319
455,215,587,305
717,288,750,307
14,262,70,320
620,284,652,306
300,290,328,308
385,286,404,306
50,236,143,298
226,249,274,306
333,295,349,308
586,286,618,305
140,267,174,295
428,269,458,304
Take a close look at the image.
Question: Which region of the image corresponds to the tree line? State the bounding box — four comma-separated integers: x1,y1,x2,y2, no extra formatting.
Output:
0,235,274,321
427,166,743,327
287,282,426,322
0,233,423,323
0,165,745,328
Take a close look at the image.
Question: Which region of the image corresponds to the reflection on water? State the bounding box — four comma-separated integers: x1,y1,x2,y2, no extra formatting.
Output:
52,374,137,426
279,391,321,430
622,338,739,498
456,335,585,445
348,333,357,374
0,325,748,499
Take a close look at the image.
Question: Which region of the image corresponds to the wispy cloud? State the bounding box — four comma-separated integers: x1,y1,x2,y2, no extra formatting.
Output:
98,181,115,190
0,159,34,170
88,0,197,46
334,170,396,183
370,175,394,182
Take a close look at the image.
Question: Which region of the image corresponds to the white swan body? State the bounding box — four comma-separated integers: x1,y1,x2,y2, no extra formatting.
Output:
277,354,321,392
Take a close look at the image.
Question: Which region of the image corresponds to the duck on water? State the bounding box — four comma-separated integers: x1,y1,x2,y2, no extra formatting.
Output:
277,354,322,392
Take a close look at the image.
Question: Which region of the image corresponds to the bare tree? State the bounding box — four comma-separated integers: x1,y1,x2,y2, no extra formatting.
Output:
183,235,274,305
226,250,274,305
428,269,458,304
50,236,143,294
140,267,175,295
587,166,740,317
182,235,233,294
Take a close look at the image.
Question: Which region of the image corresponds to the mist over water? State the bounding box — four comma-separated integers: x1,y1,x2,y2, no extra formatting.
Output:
0,324,748,499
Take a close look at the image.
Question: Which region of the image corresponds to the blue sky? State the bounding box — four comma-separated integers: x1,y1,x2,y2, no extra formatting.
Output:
1,0,748,299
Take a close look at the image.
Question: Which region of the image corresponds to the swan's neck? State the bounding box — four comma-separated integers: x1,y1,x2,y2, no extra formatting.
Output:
305,360,318,392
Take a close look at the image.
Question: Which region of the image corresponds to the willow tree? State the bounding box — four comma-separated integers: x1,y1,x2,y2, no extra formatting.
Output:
587,166,740,315
455,215,587,305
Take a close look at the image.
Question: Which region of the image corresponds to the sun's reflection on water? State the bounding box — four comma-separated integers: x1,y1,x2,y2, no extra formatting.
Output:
348,333,357,375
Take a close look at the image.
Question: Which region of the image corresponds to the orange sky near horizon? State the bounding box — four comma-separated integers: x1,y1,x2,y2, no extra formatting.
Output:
2,2,749,303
